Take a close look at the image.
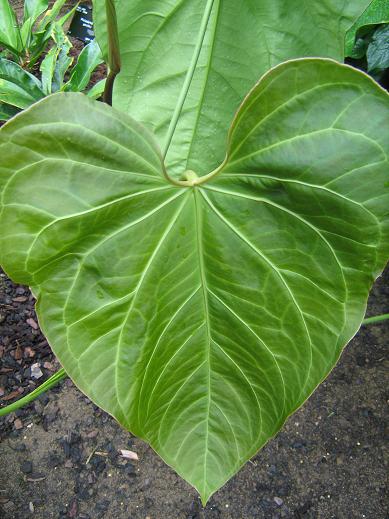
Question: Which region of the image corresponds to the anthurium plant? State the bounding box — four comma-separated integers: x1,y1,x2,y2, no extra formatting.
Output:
0,1,105,120
0,0,76,67
1,0,388,504
0,28,104,121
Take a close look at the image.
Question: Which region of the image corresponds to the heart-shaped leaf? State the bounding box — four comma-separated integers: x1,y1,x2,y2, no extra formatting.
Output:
93,0,372,176
0,59,388,503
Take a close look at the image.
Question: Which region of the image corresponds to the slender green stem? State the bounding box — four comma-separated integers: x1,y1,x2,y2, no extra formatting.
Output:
162,0,216,159
362,313,389,325
103,0,121,106
189,159,226,185
0,368,67,417
164,159,226,187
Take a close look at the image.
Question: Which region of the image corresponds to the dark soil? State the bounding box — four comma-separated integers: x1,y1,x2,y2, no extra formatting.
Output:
0,267,387,519
1,2,388,518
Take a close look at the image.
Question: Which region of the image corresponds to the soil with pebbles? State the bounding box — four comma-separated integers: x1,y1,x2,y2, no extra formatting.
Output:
1,1,388,518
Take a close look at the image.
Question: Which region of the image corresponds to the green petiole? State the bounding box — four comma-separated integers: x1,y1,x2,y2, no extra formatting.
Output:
0,368,67,417
362,313,389,325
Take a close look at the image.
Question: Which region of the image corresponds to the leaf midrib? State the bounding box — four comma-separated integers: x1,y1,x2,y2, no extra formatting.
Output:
183,0,221,171
193,188,212,497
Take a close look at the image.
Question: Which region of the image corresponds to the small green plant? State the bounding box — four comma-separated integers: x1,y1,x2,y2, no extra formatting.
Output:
0,34,104,120
1,0,389,505
0,2,105,120
0,0,76,67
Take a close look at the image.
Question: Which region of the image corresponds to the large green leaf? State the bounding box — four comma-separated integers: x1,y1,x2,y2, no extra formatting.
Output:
21,0,48,49
86,78,106,99
0,59,388,502
40,24,73,94
51,26,72,93
37,0,67,30
40,23,73,95
40,46,58,95
23,0,48,24
27,0,76,67
0,101,19,121
93,0,372,177
64,39,103,93
0,58,44,108
367,25,389,72
345,0,389,57
0,0,21,55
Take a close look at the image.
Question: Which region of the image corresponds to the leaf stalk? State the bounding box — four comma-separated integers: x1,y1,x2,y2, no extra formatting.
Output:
0,368,67,417
102,0,121,106
362,313,389,325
